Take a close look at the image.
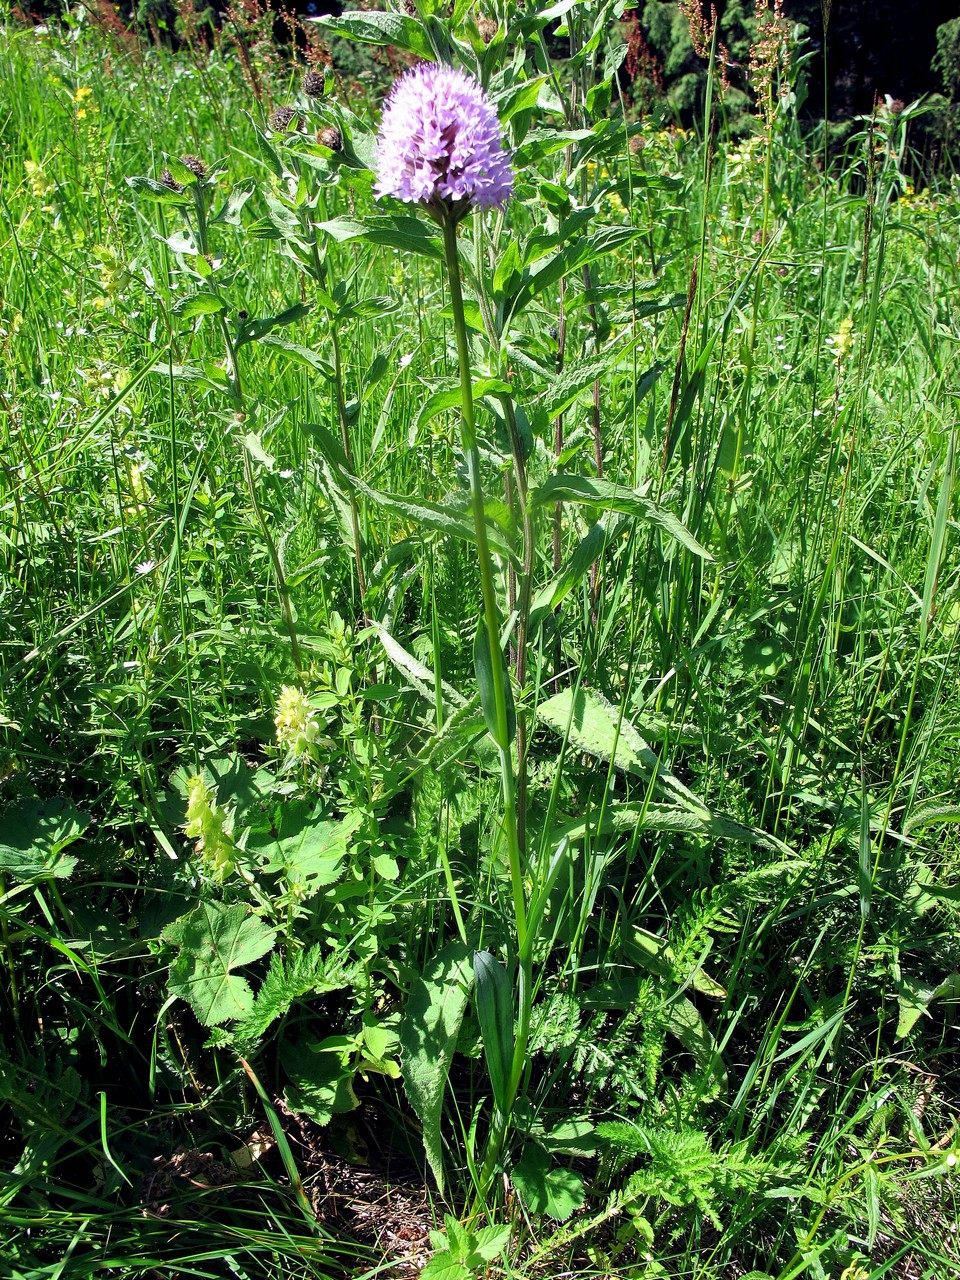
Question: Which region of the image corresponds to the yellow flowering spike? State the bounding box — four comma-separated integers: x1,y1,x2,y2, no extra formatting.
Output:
274,686,319,758
183,774,236,880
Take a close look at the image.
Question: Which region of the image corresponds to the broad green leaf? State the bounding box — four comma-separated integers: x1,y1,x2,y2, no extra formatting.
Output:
125,174,192,205
252,805,361,898
282,1036,359,1126
556,799,790,852
528,517,625,635
210,177,256,226
399,941,474,1192
537,686,704,812
532,473,711,560
473,951,514,1113
317,215,442,261
419,1259,470,1280
0,798,88,881
164,903,277,1026
896,971,960,1039
535,340,640,422
511,225,642,315
413,378,512,437
511,1143,585,1220
241,431,275,471
314,10,434,59
173,292,226,321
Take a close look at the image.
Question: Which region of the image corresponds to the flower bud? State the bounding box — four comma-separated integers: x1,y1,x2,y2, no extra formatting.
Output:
180,154,206,179
160,168,184,192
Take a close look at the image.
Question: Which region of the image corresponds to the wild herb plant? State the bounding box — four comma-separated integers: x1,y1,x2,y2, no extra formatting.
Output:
2,2,960,1277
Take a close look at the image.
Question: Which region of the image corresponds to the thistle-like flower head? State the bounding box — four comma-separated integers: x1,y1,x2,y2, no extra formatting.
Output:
375,62,512,217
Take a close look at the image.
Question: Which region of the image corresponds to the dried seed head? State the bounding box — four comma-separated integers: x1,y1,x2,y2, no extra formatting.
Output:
160,168,184,192
269,105,297,133
180,154,206,179
628,133,644,155
315,125,342,151
477,17,498,43
303,69,325,98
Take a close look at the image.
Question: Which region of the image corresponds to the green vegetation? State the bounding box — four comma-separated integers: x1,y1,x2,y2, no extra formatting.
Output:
1,4,958,1278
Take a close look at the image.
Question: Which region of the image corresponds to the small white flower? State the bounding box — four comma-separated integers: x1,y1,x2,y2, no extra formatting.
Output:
398,352,414,369
135,560,156,575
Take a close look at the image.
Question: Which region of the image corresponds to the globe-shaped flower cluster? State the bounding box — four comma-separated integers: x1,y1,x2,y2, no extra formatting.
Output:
375,63,513,215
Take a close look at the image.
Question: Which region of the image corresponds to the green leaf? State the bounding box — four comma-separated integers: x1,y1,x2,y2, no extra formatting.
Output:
314,10,434,59
473,622,515,749
252,805,360,898
511,225,641,315
473,951,514,1113
399,941,474,1192
896,971,960,1039
511,1143,585,1221
172,292,226,321
528,517,624,635
233,945,356,1042
537,686,700,810
317,215,442,261
236,302,311,349
125,174,192,205
241,430,275,471
413,378,512,437
164,903,277,1026
282,1036,359,1126
0,798,88,881
532,473,711,560
210,177,256,226
535,340,639,422
665,997,728,1095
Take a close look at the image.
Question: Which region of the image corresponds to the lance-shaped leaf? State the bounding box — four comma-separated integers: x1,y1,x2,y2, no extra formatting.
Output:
532,473,711,560
473,951,514,1113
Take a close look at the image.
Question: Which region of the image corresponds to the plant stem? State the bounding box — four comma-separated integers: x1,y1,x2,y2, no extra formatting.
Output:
441,214,530,1197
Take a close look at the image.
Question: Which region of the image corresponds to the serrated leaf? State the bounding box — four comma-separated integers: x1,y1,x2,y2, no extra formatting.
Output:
282,1036,358,1126
895,971,960,1039
164,903,277,1026
252,805,360,898
0,798,87,881
511,1143,585,1220
236,302,311,349
314,10,434,59
399,942,474,1193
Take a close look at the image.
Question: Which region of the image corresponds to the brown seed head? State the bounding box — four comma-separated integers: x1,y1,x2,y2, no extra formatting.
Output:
269,105,297,133
303,69,325,98
477,16,498,43
316,125,342,151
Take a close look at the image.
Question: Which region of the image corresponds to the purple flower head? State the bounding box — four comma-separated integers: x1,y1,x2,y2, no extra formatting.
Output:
375,63,513,217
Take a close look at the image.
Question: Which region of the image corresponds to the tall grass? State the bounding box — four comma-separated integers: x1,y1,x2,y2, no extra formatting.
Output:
1,4,959,1278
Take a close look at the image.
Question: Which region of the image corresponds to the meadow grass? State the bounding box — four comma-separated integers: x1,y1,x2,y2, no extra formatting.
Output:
1,5,959,1278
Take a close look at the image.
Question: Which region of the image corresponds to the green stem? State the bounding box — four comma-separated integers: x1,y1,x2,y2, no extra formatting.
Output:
441,214,530,1198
